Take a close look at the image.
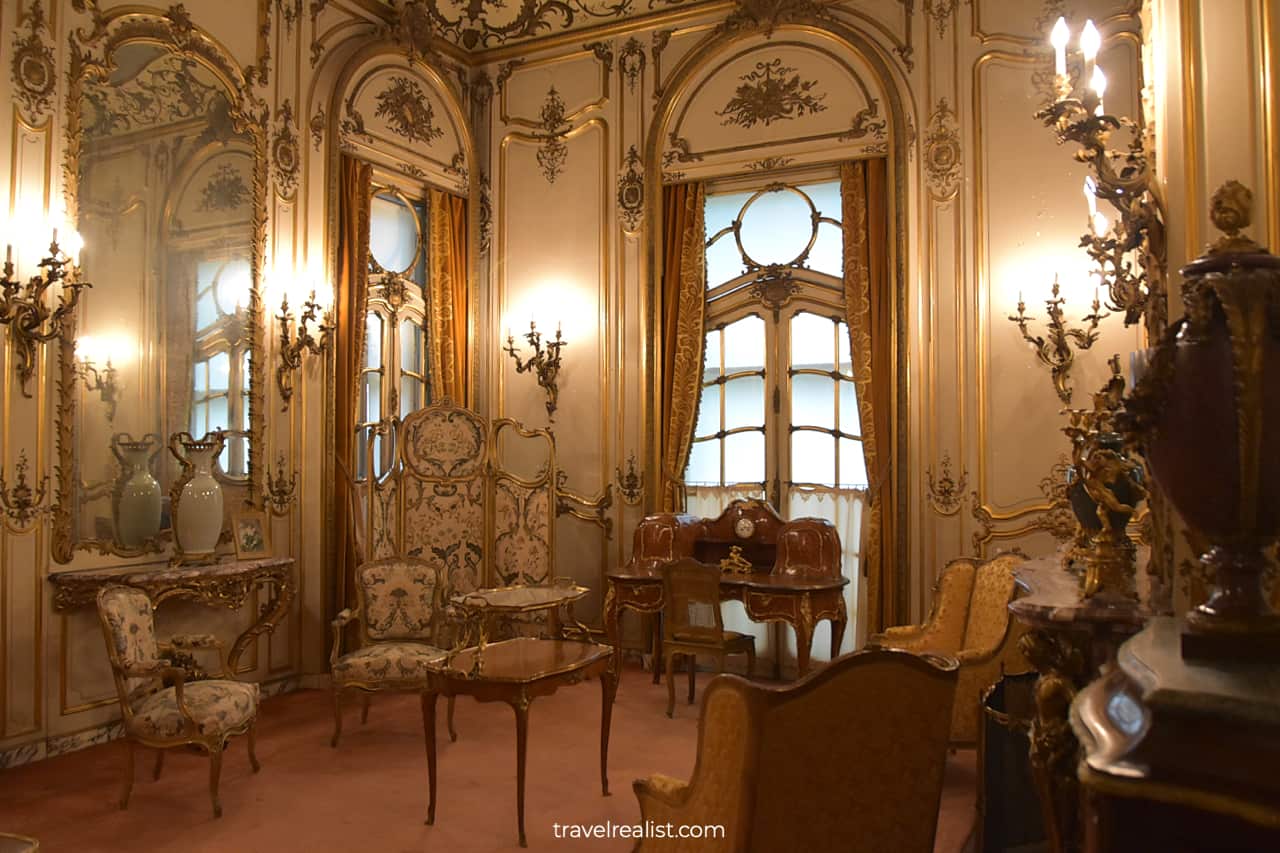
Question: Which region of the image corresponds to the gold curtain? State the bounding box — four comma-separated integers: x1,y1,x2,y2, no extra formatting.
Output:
660,182,707,512
333,155,373,614
840,158,897,634
427,188,469,406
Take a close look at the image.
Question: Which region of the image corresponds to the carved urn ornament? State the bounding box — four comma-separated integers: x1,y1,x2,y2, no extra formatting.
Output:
1124,181,1280,660
168,430,227,563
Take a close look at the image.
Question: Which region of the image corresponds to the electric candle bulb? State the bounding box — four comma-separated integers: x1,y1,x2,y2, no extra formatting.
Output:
1090,65,1107,115
1092,210,1109,236
1080,20,1101,65
1084,176,1098,217
1050,17,1070,77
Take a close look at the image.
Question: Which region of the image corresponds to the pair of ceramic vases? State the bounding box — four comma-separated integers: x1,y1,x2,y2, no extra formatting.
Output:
113,431,224,559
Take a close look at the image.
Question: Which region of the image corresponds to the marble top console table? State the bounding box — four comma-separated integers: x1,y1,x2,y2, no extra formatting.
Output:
48,557,295,672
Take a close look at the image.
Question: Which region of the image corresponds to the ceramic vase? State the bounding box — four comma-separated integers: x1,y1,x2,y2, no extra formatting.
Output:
111,433,162,548
169,431,225,561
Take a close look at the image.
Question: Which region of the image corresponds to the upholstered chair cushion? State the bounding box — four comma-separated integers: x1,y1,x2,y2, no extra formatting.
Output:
359,560,439,642
961,554,1020,652
332,642,445,686
129,680,259,740
99,586,163,702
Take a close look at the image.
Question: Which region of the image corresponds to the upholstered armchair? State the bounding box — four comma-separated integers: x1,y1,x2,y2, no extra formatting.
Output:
96,585,260,818
632,649,959,853
330,557,456,747
868,552,1029,745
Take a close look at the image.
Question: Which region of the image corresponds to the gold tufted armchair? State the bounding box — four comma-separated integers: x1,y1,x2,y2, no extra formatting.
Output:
330,557,456,747
633,649,959,852
96,585,260,818
868,552,1029,745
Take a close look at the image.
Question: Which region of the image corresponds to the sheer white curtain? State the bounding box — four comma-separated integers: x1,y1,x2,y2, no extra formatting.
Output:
684,485,866,674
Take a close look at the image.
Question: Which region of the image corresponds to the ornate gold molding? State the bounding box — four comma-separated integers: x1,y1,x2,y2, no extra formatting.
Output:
535,87,570,184
0,449,51,533
10,0,56,122
617,145,644,233
614,453,643,505
923,97,961,199
619,36,646,93
924,452,967,517
272,99,301,198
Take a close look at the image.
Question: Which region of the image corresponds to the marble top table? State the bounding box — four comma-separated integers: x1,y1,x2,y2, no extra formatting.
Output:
48,557,295,672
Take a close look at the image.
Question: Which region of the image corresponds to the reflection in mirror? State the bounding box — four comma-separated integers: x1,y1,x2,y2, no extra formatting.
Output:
69,41,257,555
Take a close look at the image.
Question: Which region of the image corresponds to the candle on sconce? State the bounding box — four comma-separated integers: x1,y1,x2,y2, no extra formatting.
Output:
1080,20,1101,81
1090,65,1107,115
1050,17,1069,77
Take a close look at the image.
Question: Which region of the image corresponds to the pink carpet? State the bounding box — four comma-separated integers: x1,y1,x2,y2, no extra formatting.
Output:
0,665,976,851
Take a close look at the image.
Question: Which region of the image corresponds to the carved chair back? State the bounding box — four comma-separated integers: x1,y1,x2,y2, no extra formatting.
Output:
960,553,1020,652
366,401,555,597
773,517,843,579
626,513,702,572
661,558,726,644
96,585,163,715
353,557,444,648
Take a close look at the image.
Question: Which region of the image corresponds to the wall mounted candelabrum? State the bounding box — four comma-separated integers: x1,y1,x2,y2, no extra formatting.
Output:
1008,276,1108,403
0,230,91,397
1038,16,1167,333
504,321,566,420
0,449,50,532
276,290,332,410
614,453,643,505
264,451,298,516
74,353,119,422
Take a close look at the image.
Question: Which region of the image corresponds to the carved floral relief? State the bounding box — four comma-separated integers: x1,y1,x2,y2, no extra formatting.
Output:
374,76,445,145
716,58,828,129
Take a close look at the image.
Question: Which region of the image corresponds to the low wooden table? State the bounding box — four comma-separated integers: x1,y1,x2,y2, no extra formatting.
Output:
422,637,618,848
47,557,295,672
604,566,848,680
450,580,591,640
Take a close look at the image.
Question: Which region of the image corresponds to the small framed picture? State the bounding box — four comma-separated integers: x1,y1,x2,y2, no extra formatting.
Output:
232,512,270,560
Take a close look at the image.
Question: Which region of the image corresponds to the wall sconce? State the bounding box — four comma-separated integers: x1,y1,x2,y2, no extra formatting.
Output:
74,337,120,422
276,290,332,410
1039,16,1167,332
1008,275,1108,403
0,226,91,396
504,321,566,420
0,449,50,532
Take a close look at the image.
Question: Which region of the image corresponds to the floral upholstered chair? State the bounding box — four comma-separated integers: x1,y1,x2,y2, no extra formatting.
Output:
868,552,1030,745
330,557,456,747
96,585,260,818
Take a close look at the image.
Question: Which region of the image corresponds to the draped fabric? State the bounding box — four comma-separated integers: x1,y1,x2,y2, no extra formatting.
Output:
840,158,897,635
333,155,373,617
427,188,469,406
660,182,707,512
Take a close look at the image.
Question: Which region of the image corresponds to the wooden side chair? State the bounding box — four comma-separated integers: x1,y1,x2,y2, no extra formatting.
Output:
660,558,755,718
330,556,457,746
96,585,260,818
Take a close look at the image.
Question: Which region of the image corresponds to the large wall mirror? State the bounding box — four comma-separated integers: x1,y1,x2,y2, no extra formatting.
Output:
53,14,267,563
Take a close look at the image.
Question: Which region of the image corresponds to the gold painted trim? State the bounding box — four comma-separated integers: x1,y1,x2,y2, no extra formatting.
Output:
1179,0,1204,259
1260,0,1280,251
498,47,611,128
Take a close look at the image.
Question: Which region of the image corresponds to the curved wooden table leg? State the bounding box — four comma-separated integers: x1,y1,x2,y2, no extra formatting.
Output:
831,596,848,659
795,595,816,677
600,660,617,796
422,691,438,826
512,694,531,848
603,583,622,686
228,570,296,672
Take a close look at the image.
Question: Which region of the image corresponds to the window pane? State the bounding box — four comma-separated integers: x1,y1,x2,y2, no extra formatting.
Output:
354,425,369,480
208,352,230,391
369,193,419,273
791,311,835,369
365,313,383,368
705,234,743,288
685,439,720,486
207,396,229,431
739,189,813,267
724,430,764,484
801,180,841,221
838,378,861,436
702,330,720,376
362,373,381,422
839,437,868,488
695,384,721,437
724,375,764,431
705,190,752,243
400,318,423,373
808,221,842,277
196,292,217,331
723,315,765,371
215,258,251,315
837,321,853,376
223,435,247,477
193,361,208,395
791,430,835,486
791,373,836,429
242,350,252,398
191,404,207,437
400,375,422,418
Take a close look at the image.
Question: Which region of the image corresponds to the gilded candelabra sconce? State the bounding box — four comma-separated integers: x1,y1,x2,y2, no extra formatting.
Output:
264,452,298,516
614,453,643,505
504,321,566,420
1062,356,1145,603
925,453,968,516
1039,17,1167,332
0,449,50,532
1008,275,1108,403
0,228,91,397
74,348,120,422
276,290,332,410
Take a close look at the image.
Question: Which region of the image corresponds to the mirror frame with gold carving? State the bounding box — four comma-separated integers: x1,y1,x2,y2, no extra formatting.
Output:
52,5,269,563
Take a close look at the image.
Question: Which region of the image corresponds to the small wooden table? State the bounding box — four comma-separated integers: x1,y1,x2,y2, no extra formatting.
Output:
604,566,848,681
47,557,295,672
422,637,618,848
450,580,591,640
